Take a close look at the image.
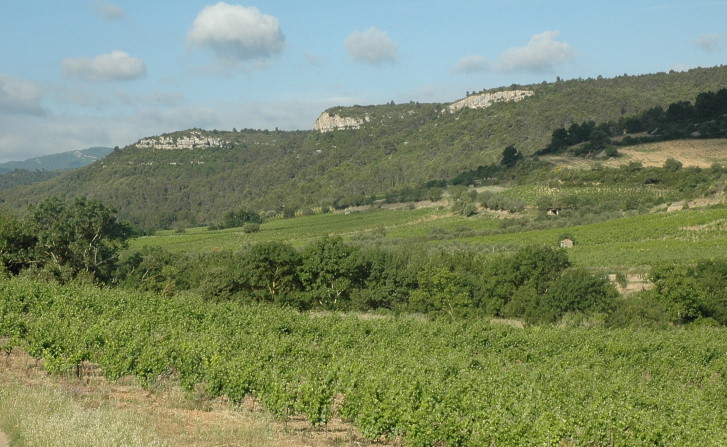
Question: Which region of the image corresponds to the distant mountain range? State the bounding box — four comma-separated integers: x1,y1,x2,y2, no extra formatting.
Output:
0,147,113,173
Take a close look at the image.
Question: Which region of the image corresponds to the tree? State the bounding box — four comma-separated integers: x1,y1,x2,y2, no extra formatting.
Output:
409,266,474,316
663,157,683,171
299,237,367,309
222,208,261,229
238,242,302,302
500,145,523,168
540,268,618,322
28,197,134,282
649,265,701,323
546,128,569,153
0,210,36,275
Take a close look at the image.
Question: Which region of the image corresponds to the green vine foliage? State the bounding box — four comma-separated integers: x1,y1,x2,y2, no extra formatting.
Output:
2,277,726,446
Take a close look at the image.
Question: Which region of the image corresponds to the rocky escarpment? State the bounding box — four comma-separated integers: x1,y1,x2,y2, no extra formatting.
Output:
314,113,371,132
136,130,226,150
447,90,534,113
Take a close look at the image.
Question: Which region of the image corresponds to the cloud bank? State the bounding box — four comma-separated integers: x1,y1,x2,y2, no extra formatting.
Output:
0,74,44,115
498,31,574,72
345,27,398,65
694,33,722,51
187,3,285,63
62,51,146,82
93,2,126,20
454,55,490,74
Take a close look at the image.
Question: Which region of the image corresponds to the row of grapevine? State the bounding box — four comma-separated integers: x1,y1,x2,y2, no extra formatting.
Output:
1,277,726,446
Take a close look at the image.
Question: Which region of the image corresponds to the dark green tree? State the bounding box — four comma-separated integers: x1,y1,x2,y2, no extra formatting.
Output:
540,268,618,322
0,209,36,275
29,197,134,282
500,145,523,168
222,208,262,229
299,237,368,309
238,242,302,302
409,265,474,316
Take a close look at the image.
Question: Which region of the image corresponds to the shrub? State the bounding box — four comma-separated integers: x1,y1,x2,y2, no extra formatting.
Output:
540,268,618,323
242,223,260,233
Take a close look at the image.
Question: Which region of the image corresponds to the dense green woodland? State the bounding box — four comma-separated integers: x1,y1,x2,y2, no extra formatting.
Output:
2,66,727,230
0,169,61,190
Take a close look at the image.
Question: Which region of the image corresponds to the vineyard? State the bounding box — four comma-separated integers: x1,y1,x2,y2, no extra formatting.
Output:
1,277,725,446
132,204,727,271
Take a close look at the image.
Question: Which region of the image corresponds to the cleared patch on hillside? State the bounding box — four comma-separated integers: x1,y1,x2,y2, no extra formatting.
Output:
543,138,727,169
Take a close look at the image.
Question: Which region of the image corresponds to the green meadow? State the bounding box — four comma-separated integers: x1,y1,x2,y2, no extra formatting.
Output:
131,203,727,272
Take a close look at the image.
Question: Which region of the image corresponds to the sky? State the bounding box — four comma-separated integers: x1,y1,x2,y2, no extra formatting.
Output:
0,0,726,162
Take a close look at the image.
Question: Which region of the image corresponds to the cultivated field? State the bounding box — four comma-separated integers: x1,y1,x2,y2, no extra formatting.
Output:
131,204,727,273
2,279,726,446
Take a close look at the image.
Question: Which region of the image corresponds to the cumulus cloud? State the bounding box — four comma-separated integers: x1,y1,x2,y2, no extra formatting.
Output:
498,31,574,72
694,33,722,51
62,51,146,82
0,74,44,115
187,3,285,63
454,55,490,74
345,27,398,65
93,2,126,20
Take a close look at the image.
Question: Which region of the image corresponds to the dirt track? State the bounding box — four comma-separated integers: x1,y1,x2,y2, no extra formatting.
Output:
0,429,9,447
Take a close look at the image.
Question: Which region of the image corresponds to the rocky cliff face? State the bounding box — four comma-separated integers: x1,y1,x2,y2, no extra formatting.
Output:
314,113,371,132
447,90,534,113
136,130,226,150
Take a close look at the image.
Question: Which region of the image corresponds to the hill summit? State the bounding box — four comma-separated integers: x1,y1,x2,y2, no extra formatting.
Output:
2,65,727,230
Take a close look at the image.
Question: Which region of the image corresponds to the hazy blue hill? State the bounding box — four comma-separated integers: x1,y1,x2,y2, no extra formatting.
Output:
0,147,113,173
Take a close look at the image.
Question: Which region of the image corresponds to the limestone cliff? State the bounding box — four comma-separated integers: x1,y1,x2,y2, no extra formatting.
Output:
447,90,534,113
314,113,371,132
136,130,226,150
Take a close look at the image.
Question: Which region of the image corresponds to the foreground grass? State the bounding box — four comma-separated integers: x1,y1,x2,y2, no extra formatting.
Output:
0,348,387,447
0,365,169,447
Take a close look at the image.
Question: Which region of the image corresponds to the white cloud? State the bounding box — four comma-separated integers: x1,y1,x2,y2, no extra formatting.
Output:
498,31,575,72
0,74,44,115
187,3,285,63
454,55,490,74
62,51,146,82
345,27,398,65
93,2,126,20
694,34,722,51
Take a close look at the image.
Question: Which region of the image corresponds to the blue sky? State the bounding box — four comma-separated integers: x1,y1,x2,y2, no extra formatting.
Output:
0,0,725,162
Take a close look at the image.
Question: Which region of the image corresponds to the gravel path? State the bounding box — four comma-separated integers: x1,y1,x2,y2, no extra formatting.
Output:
0,429,9,447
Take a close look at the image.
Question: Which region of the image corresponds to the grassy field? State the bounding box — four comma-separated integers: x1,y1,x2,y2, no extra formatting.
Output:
131,203,727,272
542,138,727,169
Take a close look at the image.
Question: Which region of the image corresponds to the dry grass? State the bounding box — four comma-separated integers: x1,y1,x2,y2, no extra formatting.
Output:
543,138,727,169
0,347,397,447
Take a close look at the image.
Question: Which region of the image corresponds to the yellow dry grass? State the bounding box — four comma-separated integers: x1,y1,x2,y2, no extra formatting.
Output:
0,347,398,447
543,138,727,169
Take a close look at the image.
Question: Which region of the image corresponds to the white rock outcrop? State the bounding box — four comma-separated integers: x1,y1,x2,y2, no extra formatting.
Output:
136,131,225,150
314,113,370,132
447,90,534,113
